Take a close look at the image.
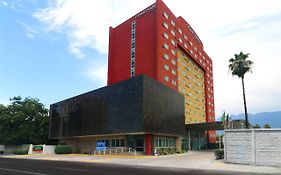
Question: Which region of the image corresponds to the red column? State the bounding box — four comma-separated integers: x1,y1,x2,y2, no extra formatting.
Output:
145,134,152,155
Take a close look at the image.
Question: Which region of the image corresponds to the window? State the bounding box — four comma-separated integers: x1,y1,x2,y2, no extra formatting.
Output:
182,80,186,84
154,138,176,148
164,75,169,82
163,12,168,19
163,32,169,39
171,39,175,46
189,41,193,46
184,43,187,49
171,59,176,65
163,22,168,29
172,69,176,75
182,61,186,66
182,88,186,93
164,53,169,60
164,43,169,49
171,30,175,36
184,35,187,40
182,70,186,75
171,49,176,55
164,64,169,71
178,28,182,34
187,67,191,71
172,79,176,86
171,20,175,27
111,139,125,147
190,50,193,54
179,38,182,43
131,21,136,78
194,47,197,51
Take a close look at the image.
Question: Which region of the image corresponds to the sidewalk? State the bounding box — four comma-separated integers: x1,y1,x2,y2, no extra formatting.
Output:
2,151,281,174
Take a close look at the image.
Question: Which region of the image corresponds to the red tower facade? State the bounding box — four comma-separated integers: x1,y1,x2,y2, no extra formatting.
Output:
108,0,216,143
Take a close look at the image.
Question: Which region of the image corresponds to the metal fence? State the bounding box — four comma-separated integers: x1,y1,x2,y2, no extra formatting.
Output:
224,129,281,166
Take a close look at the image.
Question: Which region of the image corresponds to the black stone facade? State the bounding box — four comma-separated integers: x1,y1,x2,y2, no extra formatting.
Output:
49,75,185,139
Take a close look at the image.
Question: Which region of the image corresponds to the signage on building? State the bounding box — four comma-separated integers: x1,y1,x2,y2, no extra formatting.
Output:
33,145,43,152
135,4,156,19
187,25,202,44
96,141,106,151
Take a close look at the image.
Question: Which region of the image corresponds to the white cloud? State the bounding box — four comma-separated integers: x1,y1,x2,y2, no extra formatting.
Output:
1,1,8,6
33,0,155,57
32,0,281,116
84,60,108,87
17,21,39,39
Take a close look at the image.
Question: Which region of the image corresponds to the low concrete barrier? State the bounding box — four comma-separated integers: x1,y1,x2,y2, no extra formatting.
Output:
2,144,56,154
3,144,30,154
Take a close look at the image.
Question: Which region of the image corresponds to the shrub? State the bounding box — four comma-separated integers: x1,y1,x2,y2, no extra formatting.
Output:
0,151,4,154
214,149,224,159
13,150,28,155
55,145,73,154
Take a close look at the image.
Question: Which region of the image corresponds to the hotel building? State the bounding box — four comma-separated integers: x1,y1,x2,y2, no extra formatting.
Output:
108,0,216,142
49,0,216,155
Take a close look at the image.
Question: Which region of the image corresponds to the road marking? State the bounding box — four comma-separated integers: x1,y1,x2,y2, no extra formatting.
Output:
56,167,90,172
0,167,48,175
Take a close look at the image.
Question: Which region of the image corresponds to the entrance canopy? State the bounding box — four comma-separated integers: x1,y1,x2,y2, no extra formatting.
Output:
186,121,224,131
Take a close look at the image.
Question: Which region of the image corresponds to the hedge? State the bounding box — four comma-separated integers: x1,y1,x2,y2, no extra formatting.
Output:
13,150,28,155
214,149,224,159
55,145,73,154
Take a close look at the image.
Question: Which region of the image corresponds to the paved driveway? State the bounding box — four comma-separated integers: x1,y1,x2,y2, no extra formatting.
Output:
2,151,281,174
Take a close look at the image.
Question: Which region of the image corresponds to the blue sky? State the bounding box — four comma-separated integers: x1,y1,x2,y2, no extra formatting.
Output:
1,0,281,117
0,0,107,107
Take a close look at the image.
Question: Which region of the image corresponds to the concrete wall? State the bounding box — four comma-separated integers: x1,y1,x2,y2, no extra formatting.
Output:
224,129,281,166
0,145,4,151
43,145,56,154
3,145,30,154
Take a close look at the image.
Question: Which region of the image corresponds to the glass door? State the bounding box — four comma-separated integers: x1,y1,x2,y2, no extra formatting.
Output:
136,138,144,152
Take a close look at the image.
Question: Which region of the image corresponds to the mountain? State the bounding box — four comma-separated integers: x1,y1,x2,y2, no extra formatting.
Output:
230,111,281,128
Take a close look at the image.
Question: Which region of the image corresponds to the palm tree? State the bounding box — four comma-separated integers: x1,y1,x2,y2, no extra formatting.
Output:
228,52,254,129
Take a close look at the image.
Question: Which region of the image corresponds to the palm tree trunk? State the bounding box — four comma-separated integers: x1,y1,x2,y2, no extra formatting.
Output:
241,77,249,128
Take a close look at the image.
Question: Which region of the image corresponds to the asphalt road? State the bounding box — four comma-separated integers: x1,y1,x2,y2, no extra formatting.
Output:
0,157,277,175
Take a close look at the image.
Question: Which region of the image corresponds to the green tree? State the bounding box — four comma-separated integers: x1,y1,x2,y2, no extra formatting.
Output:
263,123,271,129
229,52,254,129
221,111,230,129
0,96,50,144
